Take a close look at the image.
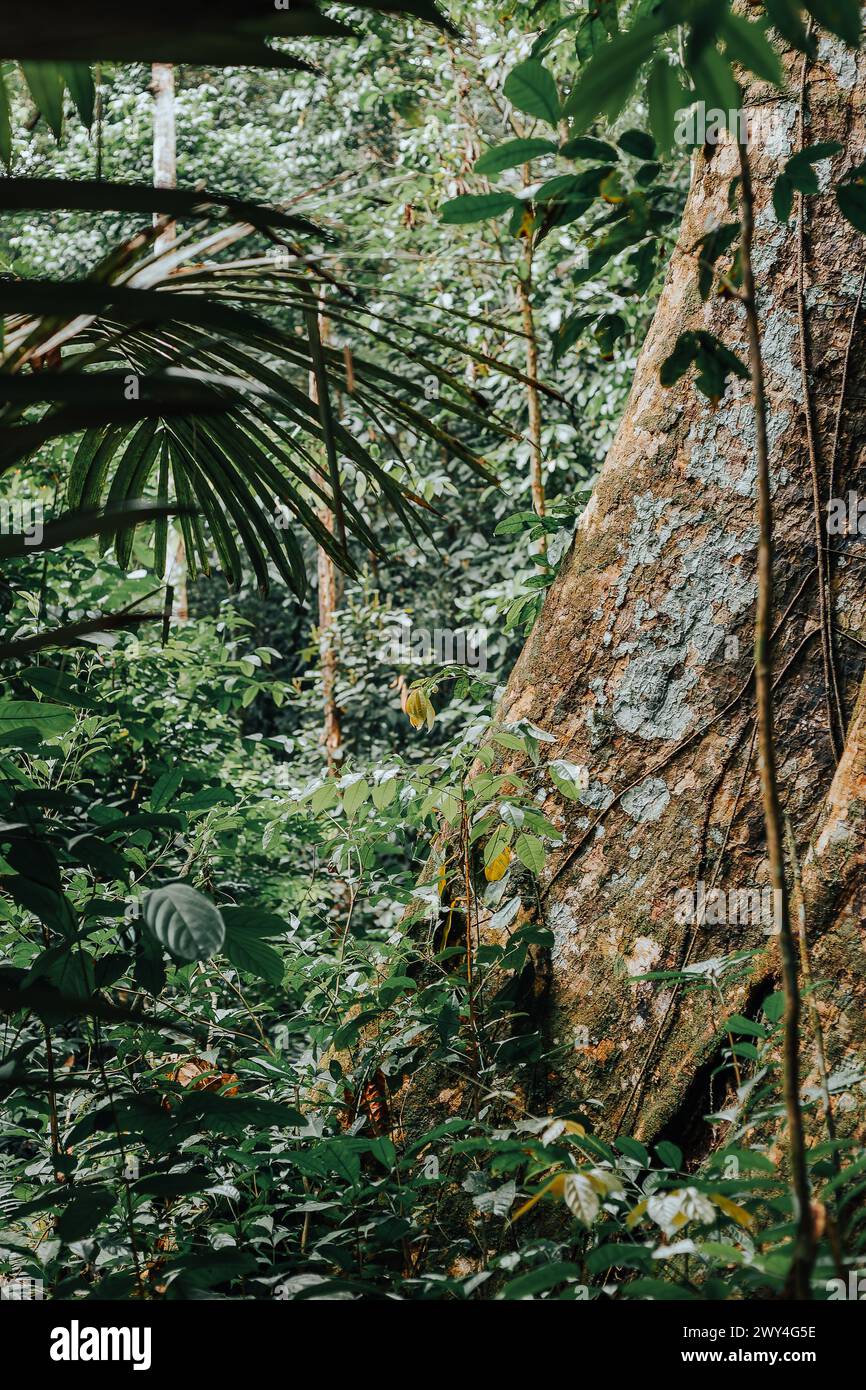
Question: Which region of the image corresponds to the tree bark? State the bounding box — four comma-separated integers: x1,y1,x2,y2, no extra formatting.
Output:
151,63,177,254
309,303,343,773
151,62,187,619
490,35,866,1147
403,36,866,1155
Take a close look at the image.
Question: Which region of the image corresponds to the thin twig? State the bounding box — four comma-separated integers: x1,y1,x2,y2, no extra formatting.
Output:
795,38,844,759
93,1019,147,1299
785,815,846,1278
739,136,814,1301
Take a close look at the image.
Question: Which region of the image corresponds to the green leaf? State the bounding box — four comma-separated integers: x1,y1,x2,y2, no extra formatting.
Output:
617,128,655,160
593,310,627,357
20,62,65,139
223,928,284,985
310,781,338,813
150,769,183,812
803,0,861,45
165,1250,258,1294
530,13,583,59
66,834,128,883
20,666,99,710
503,60,561,126
688,49,739,116
514,832,545,873
178,787,236,812
483,825,512,867
342,776,370,818
0,701,75,740
372,777,398,809
143,882,225,962
647,56,684,154
627,239,658,295
3,876,75,934
0,74,11,169
58,63,95,126
28,942,96,999
559,135,619,161
575,13,609,66
586,1243,653,1275
564,18,663,130
57,1187,115,1242
0,177,319,236
494,510,543,536
441,192,519,224
694,222,739,300
615,1136,650,1165
722,14,783,85
655,1140,683,1170
837,181,866,234
132,1170,211,1199
501,1262,583,1298
599,168,627,203
764,0,817,52
552,312,595,364
725,1013,768,1038
625,1278,697,1300
784,141,842,194
547,758,588,800
220,906,288,939
474,138,557,174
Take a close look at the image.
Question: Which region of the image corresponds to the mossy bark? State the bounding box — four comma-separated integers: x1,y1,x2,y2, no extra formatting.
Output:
383,40,866,1195
489,36,866,1147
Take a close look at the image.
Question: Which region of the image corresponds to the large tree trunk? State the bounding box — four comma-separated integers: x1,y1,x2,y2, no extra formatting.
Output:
490,35,866,1149
397,35,866,1163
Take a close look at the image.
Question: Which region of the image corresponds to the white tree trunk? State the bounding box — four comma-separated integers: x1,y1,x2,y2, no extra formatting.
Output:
151,62,186,618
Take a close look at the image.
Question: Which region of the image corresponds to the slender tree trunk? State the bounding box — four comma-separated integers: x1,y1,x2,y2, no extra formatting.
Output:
151,62,187,619
151,63,176,254
517,224,546,559
402,35,866,1163
309,300,343,773
316,518,342,774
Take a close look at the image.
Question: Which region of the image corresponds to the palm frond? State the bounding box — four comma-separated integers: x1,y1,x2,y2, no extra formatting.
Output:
1,186,505,595
0,2,456,64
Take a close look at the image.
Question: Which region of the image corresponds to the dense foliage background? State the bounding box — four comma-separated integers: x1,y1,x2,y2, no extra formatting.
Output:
1,0,864,1303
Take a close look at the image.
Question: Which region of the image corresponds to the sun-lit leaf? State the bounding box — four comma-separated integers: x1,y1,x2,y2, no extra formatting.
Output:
474,137,557,174
143,882,225,962
441,192,519,224
503,60,561,126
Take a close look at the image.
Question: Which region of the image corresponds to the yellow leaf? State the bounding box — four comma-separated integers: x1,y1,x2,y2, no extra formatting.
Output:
626,1196,649,1230
516,208,534,241
709,1193,754,1229
512,1172,565,1222
585,1167,625,1196
484,845,512,882
406,688,434,730
600,170,626,204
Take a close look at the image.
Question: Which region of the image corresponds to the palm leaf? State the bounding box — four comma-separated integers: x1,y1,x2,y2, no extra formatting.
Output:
0,3,456,64
1,187,511,595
